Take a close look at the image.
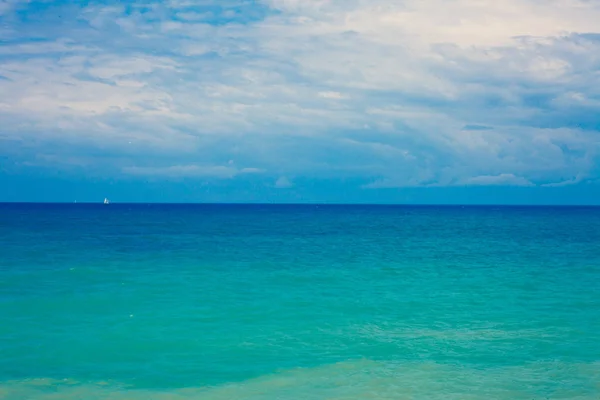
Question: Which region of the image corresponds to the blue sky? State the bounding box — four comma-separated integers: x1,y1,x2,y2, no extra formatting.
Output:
1,0,600,203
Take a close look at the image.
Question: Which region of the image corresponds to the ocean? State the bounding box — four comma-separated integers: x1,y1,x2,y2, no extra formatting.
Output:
1,204,599,399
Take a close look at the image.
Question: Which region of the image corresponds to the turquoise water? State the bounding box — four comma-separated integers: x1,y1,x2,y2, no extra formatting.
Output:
1,204,600,399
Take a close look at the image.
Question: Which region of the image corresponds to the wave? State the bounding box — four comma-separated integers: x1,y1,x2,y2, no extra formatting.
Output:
2,359,599,399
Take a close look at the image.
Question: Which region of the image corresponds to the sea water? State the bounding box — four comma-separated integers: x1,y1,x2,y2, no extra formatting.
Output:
1,204,599,399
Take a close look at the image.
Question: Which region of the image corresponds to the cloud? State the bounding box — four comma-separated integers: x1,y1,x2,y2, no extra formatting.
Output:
122,164,262,179
462,125,494,131
541,174,586,187
0,0,26,16
318,91,346,99
364,173,534,189
460,174,534,187
240,167,264,174
1,0,600,193
274,176,293,188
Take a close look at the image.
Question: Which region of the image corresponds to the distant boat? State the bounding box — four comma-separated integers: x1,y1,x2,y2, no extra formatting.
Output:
104,198,110,205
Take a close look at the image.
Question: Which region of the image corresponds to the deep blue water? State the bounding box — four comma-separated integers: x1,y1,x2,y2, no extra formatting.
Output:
1,204,600,399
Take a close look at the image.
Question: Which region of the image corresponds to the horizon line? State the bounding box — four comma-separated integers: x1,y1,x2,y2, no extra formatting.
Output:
1,202,600,207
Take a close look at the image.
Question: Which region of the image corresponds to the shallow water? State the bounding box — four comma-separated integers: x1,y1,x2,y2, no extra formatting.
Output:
1,204,600,398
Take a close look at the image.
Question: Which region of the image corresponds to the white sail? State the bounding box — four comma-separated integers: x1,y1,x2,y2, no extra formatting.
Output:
104,198,110,204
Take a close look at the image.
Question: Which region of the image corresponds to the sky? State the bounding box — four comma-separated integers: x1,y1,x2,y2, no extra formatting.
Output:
1,0,600,204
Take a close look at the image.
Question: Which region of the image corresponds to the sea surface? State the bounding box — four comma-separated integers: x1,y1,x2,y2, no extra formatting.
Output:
1,204,600,399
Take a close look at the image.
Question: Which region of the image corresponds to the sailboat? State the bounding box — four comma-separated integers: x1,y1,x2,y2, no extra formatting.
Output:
104,198,110,205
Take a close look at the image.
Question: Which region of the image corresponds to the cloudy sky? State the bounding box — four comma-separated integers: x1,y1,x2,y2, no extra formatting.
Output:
1,0,600,203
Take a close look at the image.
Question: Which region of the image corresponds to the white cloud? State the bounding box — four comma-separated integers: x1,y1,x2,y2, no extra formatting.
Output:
0,0,27,16
265,0,600,47
1,0,600,188
274,176,293,188
240,167,264,174
542,174,586,187
461,174,534,187
121,164,265,179
318,91,345,99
